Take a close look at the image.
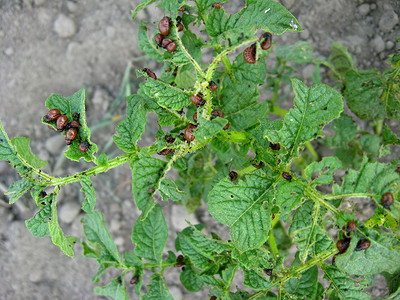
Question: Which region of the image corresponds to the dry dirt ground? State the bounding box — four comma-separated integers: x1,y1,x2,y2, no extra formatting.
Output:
0,0,399,299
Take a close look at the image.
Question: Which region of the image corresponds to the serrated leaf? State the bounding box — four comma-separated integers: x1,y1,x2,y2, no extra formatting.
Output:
243,269,274,291
180,266,204,292
335,227,400,275
11,137,47,169
142,273,173,300
131,154,167,216
326,114,357,148
6,178,34,204
131,0,158,19
94,277,128,300
139,70,191,110
159,178,185,201
44,89,97,162
328,42,356,76
25,197,52,237
124,251,144,268
193,117,228,142
360,134,381,155
197,0,229,22
177,224,229,270
0,118,17,161
113,94,146,153
157,0,183,14
81,211,122,264
232,51,267,85
208,170,274,251
321,264,371,300
275,41,313,64
48,200,77,257
380,124,400,157
80,175,95,213
283,265,319,299
138,21,164,62
231,248,271,270
140,90,180,126
343,69,400,120
333,158,400,197
131,204,168,264
264,79,343,162
289,201,333,262
275,181,305,222
304,157,342,187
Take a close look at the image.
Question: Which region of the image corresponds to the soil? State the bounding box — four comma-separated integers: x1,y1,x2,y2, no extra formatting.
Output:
0,0,399,299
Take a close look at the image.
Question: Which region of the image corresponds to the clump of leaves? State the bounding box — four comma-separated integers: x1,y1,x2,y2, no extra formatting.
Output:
1,0,399,299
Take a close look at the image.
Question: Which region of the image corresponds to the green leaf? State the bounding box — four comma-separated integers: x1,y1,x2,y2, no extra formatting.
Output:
326,114,357,148
232,51,268,85
0,118,17,161
333,157,400,197
131,0,158,19
196,0,229,22
275,181,305,223
81,211,122,264
175,68,197,90
138,21,164,62
25,196,53,237
275,41,313,64
80,175,96,213
193,117,228,142
360,134,381,156
243,269,274,290
113,95,146,153
11,137,47,169
131,153,166,216
157,0,183,14
208,170,275,251
5,178,34,204
321,264,371,300
132,204,168,264
382,270,400,294
142,273,173,300
94,277,128,300
180,266,204,292
206,0,302,47
289,201,333,262
177,224,229,270
231,248,271,271
283,265,319,299
264,79,343,162
44,89,98,162
343,69,400,120
48,200,77,257
328,42,356,76
139,69,191,110
123,251,144,268
304,157,342,187
335,227,400,275
97,153,109,166
159,178,185,201
140,90,180,126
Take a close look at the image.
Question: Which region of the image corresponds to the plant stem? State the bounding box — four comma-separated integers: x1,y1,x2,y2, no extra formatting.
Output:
303,184,340,216
305,141,320,161
221,55,235,81
268,230,279,258
375,119,383,136
324,193,377,200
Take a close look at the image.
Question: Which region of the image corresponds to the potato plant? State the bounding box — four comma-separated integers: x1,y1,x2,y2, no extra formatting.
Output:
1,0,400,299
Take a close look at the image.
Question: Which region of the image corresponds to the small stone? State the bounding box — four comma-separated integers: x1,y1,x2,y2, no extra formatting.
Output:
300,29,310,40
45,134,65,155
168,286,183,300
370,3,376,10
371,35,385,53
386,41,395,50
106,26,115,37
59,202,81,224
29,269,44,283
114,236,124,247
66,1,78,13
4,47,14,56
53,14,77,38
357,4,370,16
379,9,399,33
171,205,198,232
34,0,46,6
301,64,315,79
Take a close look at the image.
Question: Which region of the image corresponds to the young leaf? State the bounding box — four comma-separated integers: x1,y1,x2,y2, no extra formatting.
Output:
11,137,47,170
138,21,164,62
335,227,400,275
142,273,173,300
275,41,313,64
48,200,77,258
283,265,319,299
44,89,98,162
81,211,122,264
176,224,229,270
131,153,167,217
159,178,185,201
264,79,343,162
304,157,342,187
94,277,128,300
6,178,34,204
289,201,333,262
208,170,275,252
131,204,168,264
113,95,146,153
131,0,158,19
138,69,191,110
321,264,371,300
327,42,356,76
80,175,96,213
275,181,305,223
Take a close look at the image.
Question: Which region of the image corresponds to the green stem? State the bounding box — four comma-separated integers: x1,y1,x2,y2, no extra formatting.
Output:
324,193,377,200
303,184,340,216
375,119,384,136
268,230,279,258
221,55,235,81
305,141,319,161
271,106,288,117
249,248,336,299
